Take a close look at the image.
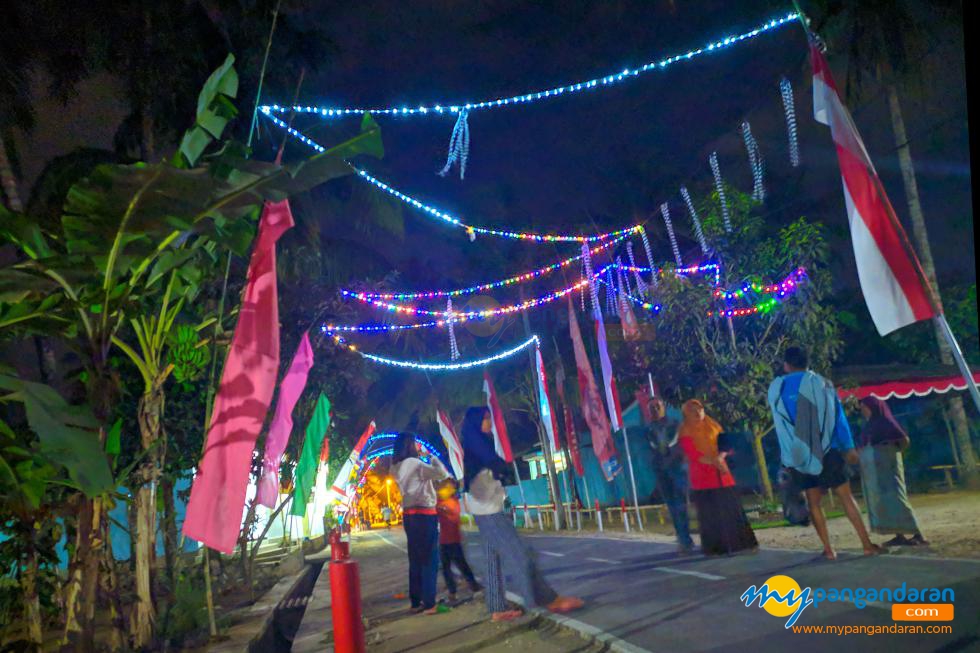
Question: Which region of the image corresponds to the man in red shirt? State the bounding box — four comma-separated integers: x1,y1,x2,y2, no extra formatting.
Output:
436,479,481,602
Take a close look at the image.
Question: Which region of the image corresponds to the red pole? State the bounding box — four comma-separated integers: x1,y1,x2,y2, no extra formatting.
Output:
328,529,365,652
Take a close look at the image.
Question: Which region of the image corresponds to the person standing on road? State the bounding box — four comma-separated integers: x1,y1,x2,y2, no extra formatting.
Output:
768,346,882,560
436,478,482,602
390,432,450,614
461,406,584,622
641,394,695,553
381,504,393,529
858,397,928,547
678,399,758,555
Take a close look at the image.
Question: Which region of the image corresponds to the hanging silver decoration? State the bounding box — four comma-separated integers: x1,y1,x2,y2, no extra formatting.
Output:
438,109,470,179
709,152,732,233
741,120,765,202
582,243,601,320
681,186,708,255
780,77,800,167
638,226,658,287
661,202,683,267
626,243,646,295
447,298,460,360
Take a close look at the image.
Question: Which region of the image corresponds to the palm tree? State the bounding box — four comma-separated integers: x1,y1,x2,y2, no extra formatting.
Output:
808,0,977,480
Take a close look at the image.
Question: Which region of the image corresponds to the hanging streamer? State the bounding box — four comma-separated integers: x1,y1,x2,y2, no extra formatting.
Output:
626,242,647,295
661,202,683,267
447,298,460,360
438,109,470,179
606,266,619,317
680,186,709,255
709,152,732,233
617,256,633,295
780,77,800,167
742,121,766,202
581,243,602,319
638,226,658,288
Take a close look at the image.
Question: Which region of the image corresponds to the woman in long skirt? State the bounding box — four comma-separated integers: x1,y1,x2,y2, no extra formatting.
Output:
678,400,758,555
858,397,928,546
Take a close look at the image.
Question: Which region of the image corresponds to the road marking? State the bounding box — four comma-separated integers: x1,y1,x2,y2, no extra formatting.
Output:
653,566,724,581
540,551,565,557
504,591,653,653
587,557,616,564
372,531,407,552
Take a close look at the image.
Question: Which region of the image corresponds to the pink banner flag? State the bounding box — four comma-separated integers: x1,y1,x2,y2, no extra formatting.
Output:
595,317,624,432
437,409,465,479
568,298,620,480
183,201,294,553
811,41,936,335
483,371,513,463
255,332,314,508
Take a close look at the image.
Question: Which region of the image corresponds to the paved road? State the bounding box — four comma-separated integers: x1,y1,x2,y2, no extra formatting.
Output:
455,533,980,653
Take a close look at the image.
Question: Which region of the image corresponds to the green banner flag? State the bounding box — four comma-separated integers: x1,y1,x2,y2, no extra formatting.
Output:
290,393,331,517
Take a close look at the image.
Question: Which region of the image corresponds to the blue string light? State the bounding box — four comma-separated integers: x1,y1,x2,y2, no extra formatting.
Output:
327,333,540,371
260,13,798,118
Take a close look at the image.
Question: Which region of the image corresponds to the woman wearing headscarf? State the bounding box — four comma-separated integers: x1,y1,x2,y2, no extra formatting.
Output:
390,432,449,614
858,397,927,546
460,406,583,621
678,399,758,555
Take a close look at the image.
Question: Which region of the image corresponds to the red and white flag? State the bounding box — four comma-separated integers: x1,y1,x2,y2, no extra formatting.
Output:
811,41,936,335
568,299,620,480
437,409,465,479
595,317,624,432
329,420,375,500
483,371,514,463
534,347,562,453
555,363,584,477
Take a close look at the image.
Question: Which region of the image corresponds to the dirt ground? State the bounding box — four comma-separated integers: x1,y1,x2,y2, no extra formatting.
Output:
524,490,980,559
753,489,980,558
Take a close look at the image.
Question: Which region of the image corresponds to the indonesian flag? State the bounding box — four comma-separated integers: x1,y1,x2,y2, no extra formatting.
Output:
534,347,561,453
568,298,620,480
483,372,513,463
437,409,465,479
328,420,375,500
595,317,624,432
811,41,936,335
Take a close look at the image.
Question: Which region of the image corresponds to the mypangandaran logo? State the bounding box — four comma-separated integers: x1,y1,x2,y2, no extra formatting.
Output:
741,575,956,629
741,575,814,628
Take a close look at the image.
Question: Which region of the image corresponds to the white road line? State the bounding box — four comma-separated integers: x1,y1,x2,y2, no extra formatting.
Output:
540,551,565,557
587,557,616,564
653,567,724,581
372,531,407,552
504,591,653,653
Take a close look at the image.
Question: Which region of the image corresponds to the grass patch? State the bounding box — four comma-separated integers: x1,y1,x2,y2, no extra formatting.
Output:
749,510,846,530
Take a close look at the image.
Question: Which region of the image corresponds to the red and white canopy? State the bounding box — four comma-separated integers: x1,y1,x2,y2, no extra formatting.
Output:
837,372,980,401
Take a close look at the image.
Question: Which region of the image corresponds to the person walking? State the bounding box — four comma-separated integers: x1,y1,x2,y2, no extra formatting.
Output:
436,479,482,602
858,397,928,546
461,406,583,622
390,432,450,614
641,394,694,553
768,346,882,560
678,399,758,555
381,504,393,529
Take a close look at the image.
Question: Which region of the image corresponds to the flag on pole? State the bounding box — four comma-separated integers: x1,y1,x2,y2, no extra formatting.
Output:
554,361,584,476
568,299,620,480
329,420,375,500
595,318,625,432
256,332,315,508
534,347,561,453
811,41,936,335
483,371,514,463
291,393,332,517
183,201,293,554
437,409,465,479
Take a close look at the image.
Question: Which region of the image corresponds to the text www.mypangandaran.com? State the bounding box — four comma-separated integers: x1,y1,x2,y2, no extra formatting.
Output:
791,625,952,636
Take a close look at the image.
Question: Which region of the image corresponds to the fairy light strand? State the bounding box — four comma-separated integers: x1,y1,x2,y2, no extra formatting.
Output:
260,14,798,118
328,334,541,371
346,234,629,301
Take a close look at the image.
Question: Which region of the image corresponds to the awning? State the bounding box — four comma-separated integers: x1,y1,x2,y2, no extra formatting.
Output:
836,369,980,401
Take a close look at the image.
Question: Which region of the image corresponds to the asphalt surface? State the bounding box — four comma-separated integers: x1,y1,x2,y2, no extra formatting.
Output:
454,532,980,653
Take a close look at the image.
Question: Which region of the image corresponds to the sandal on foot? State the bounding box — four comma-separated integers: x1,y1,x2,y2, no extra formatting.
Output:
911,534,930,546
492,609,523,622
547,596,584,614
884,535,911,547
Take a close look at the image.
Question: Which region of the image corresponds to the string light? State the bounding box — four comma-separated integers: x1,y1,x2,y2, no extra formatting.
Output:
260,13,798,118
327,333,541,371
341,265,612,320
320,321,444,333
355,168,644,242
712,267,807,302
707,269,807,318
346,234,629,301
600,278,662,314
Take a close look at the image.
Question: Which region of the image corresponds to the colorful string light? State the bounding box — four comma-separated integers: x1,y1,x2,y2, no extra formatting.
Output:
712,267,807,302
707,269,808,318
260,13,798,118
341,265,612,320
326,333,540,372
347,234,630,301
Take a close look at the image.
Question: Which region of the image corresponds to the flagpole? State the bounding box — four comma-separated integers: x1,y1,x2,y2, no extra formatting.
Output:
620,424,643,529
510,460,531,527
935,316,980,418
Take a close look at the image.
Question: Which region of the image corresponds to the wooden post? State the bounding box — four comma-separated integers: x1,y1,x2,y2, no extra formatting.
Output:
752,429,774,502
